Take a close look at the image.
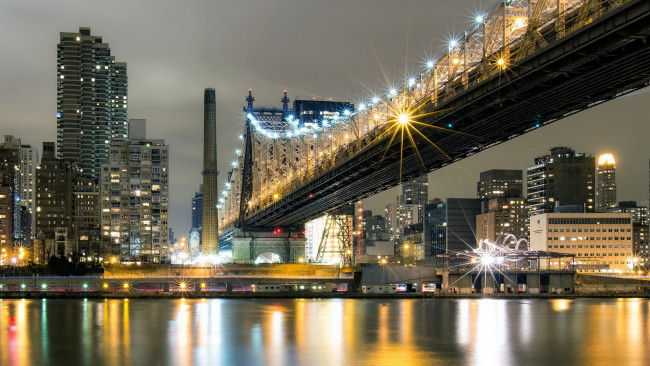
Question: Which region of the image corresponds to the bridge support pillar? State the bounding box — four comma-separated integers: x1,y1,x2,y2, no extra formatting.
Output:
231,228,306,264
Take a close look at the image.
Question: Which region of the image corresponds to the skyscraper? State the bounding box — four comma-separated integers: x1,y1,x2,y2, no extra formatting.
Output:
202,89,218,255
596,153,616,212
526,147,595,217
57,27,128,178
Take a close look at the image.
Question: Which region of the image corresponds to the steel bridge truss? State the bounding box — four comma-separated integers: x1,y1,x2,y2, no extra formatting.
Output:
217,0,649,232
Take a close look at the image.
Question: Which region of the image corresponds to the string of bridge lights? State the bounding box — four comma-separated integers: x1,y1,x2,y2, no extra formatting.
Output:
217,1,514,209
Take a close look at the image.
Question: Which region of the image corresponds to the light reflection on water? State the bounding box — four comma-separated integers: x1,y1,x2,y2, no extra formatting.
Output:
0,297,649,365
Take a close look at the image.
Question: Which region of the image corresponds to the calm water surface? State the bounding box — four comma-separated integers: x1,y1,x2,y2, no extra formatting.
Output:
1,297,649,366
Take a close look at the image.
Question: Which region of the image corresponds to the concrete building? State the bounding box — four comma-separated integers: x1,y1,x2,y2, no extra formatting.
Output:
530,212,634,273
100,136,169,263
423,198,481,261
57,27,128,178
476,198,527,247
202,88,219,255
476,169,526,246
527,147,595,217
596,153,617,212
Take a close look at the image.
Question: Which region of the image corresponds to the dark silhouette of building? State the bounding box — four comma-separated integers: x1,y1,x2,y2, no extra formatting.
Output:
477,169,523,201
607,201,648,268
527,147,595,217
364,213,388,241
191,184,203,242
35,142,73,259
423,198,481,261
292,99,354,128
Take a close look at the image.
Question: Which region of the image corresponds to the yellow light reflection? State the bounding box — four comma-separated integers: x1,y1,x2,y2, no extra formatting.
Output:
551,299,572,312
123,299,130,362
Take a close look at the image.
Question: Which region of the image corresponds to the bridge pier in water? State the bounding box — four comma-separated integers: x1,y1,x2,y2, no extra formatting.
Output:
231,227,306,264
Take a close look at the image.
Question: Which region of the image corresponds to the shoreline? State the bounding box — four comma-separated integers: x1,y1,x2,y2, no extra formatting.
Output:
2,291,649,300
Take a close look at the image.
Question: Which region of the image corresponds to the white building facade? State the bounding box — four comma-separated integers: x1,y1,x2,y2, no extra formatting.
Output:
530,213,634,273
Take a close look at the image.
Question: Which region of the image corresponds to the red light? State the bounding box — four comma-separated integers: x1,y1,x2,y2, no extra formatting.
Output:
308,193,314,198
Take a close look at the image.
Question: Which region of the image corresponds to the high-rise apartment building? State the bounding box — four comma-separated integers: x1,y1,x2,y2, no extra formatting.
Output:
596,153,617,212
385,200,420,240
0,138,20,246
100,136,169,263
527,147,595,217
402,175,428,220
0,136,39,242
57,27,128,178
18,142,37,240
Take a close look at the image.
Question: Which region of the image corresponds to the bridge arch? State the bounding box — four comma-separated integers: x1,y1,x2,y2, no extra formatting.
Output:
254,252,282,264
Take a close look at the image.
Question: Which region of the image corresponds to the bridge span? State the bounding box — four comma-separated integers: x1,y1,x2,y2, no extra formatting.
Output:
217,0,650,258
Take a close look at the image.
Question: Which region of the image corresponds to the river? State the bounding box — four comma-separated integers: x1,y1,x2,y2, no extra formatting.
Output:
1,297,648,365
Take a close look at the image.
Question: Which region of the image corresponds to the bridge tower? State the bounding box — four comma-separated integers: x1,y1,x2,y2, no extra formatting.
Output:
239,90,255,227
315,214,354,267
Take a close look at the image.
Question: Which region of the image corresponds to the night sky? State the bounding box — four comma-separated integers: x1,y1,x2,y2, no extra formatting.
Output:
1,0,648,237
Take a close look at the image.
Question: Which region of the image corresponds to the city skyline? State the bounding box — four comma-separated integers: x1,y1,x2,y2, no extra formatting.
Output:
1,1,649,236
